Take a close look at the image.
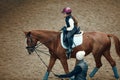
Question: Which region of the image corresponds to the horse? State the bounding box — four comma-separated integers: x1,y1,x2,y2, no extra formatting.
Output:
24,30,120,80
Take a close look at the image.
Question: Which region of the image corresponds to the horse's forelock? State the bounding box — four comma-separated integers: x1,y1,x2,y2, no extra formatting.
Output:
24,31,31,37
27,32,31,37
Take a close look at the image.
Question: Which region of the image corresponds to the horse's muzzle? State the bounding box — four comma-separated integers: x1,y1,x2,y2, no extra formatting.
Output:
26,46,35,54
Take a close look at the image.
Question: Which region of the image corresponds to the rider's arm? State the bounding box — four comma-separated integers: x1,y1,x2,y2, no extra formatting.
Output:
57,66,82,78
66,18,74,31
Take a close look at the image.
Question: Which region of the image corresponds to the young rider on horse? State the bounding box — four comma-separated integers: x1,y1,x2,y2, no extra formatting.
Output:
61,7,78,59
55,51,88,80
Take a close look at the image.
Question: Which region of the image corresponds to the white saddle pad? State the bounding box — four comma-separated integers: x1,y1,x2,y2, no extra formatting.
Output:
61,31,83,49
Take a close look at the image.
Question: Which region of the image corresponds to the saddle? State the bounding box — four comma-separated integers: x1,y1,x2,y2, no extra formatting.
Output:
60,29,83,49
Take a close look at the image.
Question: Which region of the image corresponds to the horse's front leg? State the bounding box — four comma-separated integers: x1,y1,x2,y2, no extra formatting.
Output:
59,58,70,80
60,58,69,73
43,55,56,80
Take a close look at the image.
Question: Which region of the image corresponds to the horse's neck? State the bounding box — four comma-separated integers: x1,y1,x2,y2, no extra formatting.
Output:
34,30,60,49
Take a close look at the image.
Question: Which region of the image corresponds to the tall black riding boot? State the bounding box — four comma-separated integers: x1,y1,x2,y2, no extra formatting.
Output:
66,38,73,59
66,47,72,59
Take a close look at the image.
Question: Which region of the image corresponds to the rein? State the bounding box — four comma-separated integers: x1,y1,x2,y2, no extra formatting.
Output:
34,49,56,75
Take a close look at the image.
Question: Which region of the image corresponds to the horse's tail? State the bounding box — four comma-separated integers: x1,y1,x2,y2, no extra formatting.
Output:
108,34,120,57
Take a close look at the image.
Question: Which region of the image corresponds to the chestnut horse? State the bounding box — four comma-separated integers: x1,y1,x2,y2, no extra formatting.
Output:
24,30,120,80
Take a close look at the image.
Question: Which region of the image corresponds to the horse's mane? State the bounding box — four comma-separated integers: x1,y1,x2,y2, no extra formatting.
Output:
31,30,60,34
30,30,60,40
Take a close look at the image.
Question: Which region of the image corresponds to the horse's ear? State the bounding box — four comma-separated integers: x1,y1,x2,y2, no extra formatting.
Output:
23,31,31,37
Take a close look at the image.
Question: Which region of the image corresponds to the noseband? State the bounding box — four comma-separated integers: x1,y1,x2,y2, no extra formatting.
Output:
26,46,35,50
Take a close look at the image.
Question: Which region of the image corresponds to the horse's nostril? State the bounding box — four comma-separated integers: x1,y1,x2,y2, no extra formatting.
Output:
28,51,31,54
26,47,29,49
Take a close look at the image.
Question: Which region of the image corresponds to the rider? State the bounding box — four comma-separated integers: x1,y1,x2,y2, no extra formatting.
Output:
55,51,88,80
61,7,78,59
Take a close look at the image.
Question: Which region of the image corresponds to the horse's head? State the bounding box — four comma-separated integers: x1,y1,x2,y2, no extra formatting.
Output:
24,31,38,54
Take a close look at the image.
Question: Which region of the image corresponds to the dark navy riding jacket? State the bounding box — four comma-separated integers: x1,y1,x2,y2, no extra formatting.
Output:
65,15,76,31
65,15,78,29
65,15,72,28
65,15,78,38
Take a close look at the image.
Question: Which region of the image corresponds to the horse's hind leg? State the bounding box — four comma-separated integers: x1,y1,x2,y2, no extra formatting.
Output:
103,50,119,79
89,53,102,78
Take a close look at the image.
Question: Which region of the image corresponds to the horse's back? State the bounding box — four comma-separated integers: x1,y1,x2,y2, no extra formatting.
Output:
83,31,111,52
84,31,109,41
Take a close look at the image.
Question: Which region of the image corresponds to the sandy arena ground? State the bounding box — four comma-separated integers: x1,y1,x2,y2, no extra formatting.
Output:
0,0,120,80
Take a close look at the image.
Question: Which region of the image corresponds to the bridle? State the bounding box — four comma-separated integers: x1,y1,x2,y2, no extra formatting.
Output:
26,34,36,53
25,33,59,75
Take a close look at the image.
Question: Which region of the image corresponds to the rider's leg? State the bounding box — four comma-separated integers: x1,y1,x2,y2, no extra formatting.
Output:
66,27,77,59
66,32,73,59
